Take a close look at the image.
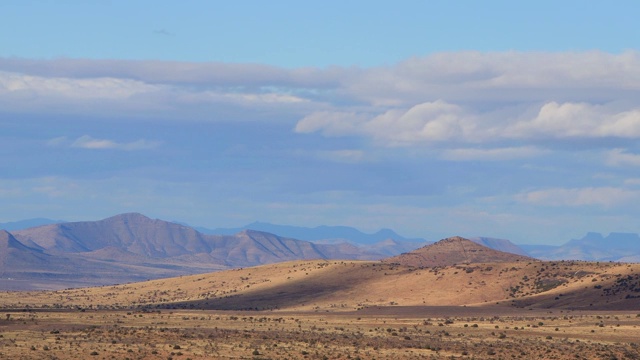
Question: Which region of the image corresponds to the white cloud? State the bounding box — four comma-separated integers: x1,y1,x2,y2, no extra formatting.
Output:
343,51,640,107
296,101,640,146
363,100,470,144
71,135,159,151
295,101,475,146
0,71,160,99
505,102,640,139
605,149,640,167
441,146,548,161
3,51,640,145
517,187,640,207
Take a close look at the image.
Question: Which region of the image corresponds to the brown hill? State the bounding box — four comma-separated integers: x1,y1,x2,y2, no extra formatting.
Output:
383,236,534,267
2,258,640,311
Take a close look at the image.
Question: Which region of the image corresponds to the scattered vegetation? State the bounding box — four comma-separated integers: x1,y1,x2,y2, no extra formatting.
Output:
1,259,640,358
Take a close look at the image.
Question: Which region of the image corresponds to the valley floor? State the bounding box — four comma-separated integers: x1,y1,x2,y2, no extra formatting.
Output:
1,306,639,359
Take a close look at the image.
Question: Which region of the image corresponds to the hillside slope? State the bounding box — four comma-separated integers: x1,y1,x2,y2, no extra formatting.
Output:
3,257,639,312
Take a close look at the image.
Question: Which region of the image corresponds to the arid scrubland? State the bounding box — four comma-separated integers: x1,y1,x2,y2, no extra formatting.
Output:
2,258,640,359
1,308,640,359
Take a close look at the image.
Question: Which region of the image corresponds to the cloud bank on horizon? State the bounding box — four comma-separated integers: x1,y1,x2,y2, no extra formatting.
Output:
2,51,640,244
1,2,639,244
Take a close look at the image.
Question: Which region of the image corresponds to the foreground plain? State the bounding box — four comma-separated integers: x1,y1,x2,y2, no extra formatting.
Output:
1,307,640,359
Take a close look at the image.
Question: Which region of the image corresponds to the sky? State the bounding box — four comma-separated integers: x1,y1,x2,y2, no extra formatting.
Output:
1,1,640,244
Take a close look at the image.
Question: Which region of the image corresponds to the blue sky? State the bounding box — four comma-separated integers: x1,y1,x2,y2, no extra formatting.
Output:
1,1,640,244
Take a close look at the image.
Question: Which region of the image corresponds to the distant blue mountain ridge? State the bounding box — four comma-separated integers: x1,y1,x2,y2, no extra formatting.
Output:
521,232,640,261
201,221,427,245
0,218,63,231
4,216,640,262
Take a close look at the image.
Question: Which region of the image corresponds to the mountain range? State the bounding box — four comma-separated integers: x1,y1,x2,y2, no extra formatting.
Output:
0,213,409,290
522,232,640,261
2,213,640,290
205,221,426,244
0,218,63,231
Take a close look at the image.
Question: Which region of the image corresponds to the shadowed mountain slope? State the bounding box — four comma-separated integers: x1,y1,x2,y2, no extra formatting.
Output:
0,230,52,272
4,214,383,289
0,230,168,290
384,236,535,267
13,214,378,265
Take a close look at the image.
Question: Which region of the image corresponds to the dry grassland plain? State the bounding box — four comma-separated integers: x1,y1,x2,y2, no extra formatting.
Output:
2,260,640,359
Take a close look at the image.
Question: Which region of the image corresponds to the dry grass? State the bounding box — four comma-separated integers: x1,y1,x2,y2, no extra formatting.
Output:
1,307,640,359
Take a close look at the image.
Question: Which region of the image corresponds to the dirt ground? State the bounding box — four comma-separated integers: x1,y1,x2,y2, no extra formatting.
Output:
1,306,639,359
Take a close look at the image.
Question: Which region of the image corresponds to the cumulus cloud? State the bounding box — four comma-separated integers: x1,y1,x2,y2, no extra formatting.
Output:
505,102,640,139
70,135,159,151
295,101,476,145
296,100,640,146
3,51,640,145
517,187,640,207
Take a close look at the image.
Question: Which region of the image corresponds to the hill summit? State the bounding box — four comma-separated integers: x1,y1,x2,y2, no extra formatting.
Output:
384,236,535,267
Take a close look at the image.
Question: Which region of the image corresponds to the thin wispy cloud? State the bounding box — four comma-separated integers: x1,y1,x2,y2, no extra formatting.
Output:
441,146,549,162
70,135,160,151
605,149,640,167
517,187,640,208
